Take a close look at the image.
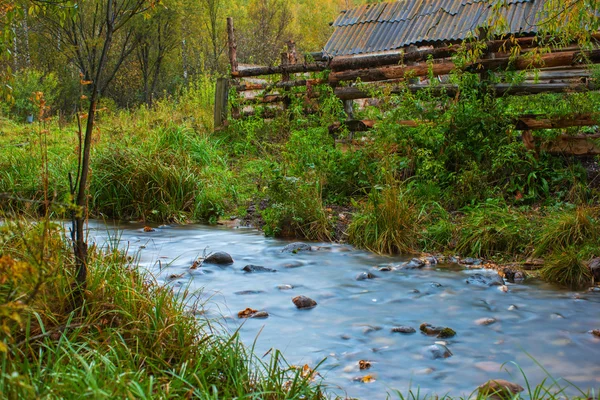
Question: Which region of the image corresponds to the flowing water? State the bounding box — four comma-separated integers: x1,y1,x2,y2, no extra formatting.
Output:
89,221,600,399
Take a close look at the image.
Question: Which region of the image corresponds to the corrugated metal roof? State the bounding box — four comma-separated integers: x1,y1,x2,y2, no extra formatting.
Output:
324,0,548,56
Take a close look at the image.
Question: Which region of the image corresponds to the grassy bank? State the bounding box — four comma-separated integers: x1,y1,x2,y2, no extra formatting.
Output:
1,72,600,289
0,220,324,398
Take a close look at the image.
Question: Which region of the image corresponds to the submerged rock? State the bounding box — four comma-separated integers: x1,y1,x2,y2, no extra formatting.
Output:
356,271,377,281
475,317,497,326
277,284,294,290
378,266,393,272
242,265,276,273
238,308,269,319
590,329,600,337
282,242,312,253
466,273,505,287
589,258,600,282
204,251,234,265
399,258,426,269
423,344,452,359
292,295,317,309
420,323,456,338
234,290,265,295
391,326,416,334
477,379,524,399
460,257,482,266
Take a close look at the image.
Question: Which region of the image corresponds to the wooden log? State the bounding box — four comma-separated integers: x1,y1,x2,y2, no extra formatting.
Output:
328,49,600,84
515,114,600,130
234,78,325,91
232,62,328,78
214,78,229,128
334,82,599,100
328,33,600,72
328,120,376,135
541,134,600,155
227,17,238,74
241,107,316,119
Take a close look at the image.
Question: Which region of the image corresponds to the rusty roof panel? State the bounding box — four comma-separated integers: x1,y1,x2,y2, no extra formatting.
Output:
324,0,549,56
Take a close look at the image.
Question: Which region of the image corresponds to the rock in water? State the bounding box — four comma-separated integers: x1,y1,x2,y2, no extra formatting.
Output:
477,379,524,399
590,329,600,337
242,265,276,273
399,258,426,269
420,323,456,338
391,326,416,334
466,273,505,286
292,295,317,309
423,344,452,359
281,242,312,253
589,258,600,282
356,271,376,280
249,311,269,319
204,251,234,265
475,317,497,326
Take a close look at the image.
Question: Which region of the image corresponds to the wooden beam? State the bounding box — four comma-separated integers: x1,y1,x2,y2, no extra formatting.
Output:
328,34,600,72
328,49,600,84
334,82,599,100
234,78,325,91
515,114,600,130
232,62,328,78
227,17,238,74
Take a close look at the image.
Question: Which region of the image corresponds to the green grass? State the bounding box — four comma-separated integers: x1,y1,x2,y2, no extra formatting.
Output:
0,220,325,399
347,184,420,254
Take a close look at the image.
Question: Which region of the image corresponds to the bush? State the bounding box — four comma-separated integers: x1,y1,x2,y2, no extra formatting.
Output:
540,248,593,289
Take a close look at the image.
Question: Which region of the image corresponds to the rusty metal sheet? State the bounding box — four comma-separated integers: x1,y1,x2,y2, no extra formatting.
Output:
324,0,548,56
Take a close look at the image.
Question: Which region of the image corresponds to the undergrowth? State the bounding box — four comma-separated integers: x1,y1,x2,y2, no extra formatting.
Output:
0,220,324,399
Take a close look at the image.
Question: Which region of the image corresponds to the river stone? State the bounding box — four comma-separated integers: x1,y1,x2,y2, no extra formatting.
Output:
292,295,317,309
356,271,377,281
589,258,600,282
466,273,505,286
242,265,276,273
430,282,443,288
234,290,265,295
423,344,452,359
420,323,456,338
508,304,518,311
277,284,294,290
282,261,304,268
378,266,393,272
249,311,269,319
590,329,600,337
423,256,438,265
460,257,482,266
475,317,497,326
204,251,234,265
391,326,416,334
282,242,312,253
477,379,524,399
399,258,426,269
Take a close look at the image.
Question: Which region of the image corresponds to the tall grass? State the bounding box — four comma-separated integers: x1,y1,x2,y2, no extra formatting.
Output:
347,185,420,254
0,220,324,399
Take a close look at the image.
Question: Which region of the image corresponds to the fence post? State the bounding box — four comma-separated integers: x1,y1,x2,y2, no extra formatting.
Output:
214,77,229,129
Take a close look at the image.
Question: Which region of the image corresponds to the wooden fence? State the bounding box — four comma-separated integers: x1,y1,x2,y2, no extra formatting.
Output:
215,18,600,155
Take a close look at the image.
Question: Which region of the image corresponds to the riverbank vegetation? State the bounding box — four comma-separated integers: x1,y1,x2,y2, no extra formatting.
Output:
0,220,324,398
2,69,600,288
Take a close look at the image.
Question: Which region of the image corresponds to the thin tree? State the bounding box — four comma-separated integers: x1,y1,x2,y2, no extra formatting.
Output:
37,0,152,305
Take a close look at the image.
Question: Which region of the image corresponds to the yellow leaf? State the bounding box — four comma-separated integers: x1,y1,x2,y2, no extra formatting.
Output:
0,342,7,353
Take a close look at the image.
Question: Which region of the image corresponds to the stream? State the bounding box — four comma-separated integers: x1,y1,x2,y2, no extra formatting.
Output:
88,220,600,399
